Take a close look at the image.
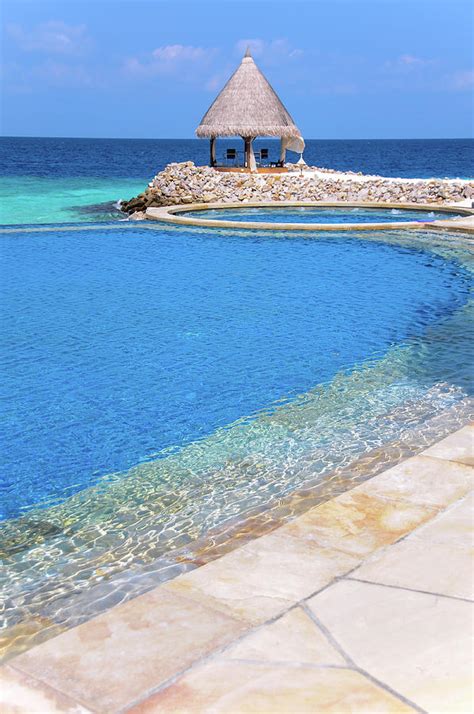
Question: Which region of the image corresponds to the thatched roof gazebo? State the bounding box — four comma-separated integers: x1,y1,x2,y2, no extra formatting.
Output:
196,48,304,171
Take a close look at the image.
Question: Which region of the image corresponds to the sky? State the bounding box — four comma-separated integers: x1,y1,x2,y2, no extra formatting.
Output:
1,0,473,139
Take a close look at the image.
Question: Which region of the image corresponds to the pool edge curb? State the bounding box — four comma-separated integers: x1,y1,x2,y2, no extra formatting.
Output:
145,200,474,233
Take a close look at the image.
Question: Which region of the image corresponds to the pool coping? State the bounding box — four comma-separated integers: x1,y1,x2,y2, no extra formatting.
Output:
145,200,474,233
1,423,472,713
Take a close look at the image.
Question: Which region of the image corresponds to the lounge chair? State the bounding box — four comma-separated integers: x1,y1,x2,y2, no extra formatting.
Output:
225,148,237,166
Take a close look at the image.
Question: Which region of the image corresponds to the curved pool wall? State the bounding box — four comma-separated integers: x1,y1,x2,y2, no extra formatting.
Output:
1,222,473,661
146,201,474,232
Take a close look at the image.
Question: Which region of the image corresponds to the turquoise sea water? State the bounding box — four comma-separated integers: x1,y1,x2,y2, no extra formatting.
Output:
0,176,145,225
1,137,472,225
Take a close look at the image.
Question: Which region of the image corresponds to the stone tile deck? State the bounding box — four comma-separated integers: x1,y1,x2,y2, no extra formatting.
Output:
1,424,472,713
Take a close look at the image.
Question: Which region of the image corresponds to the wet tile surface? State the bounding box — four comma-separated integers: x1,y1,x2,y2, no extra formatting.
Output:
275,489,436,556
409,491,473,547
354,494,474,599
222,606,346,666
129,661,416,713
162,530,359,625
308,579,473,713
421,424,474,465
0,618,67,664
351,454,473,507
0,666,91,713
10,588,247,712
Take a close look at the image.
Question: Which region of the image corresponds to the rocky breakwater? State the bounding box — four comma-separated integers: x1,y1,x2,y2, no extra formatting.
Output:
120,162,474,219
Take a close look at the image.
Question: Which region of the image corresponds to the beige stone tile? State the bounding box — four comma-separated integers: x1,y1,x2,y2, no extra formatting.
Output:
222,606,346,666
276,489,436,557
11,588,247,713
352,455,473,508
353,537,473,599
409,492,473,548
163,530,358,625
130,660,415,713
352,495,473,599
422,425,474,466
0,665,90,713
308,579,473,713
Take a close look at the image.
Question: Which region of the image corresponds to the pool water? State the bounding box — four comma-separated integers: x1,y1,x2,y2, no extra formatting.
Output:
0,223,473,661
182,206,464,224
1,225,470,519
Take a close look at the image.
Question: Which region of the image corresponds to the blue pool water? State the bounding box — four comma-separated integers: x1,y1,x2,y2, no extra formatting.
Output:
182,206,464,224
0,225,471,520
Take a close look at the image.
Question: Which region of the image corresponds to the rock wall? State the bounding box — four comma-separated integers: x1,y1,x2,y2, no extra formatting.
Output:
121,162,474,218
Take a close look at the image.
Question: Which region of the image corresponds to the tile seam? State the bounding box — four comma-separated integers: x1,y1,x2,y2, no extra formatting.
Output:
343,576,474,603
344,489,474,564
299,604,357,668
7,590,252,714
351,667,428,713
285,488,467,568
6,662,99,714
300,606,427,713
415,453,474,469
119,564,364,713
220,658,350,670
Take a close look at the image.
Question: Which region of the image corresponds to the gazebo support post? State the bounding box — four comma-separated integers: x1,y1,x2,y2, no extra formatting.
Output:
209,137,216,167
243,136,252,170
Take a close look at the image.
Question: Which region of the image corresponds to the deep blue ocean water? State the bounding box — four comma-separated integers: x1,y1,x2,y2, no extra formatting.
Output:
0,225,471,519
1,137,473,180
0,136,472,225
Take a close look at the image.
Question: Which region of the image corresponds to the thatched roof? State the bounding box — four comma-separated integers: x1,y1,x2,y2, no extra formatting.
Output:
196,48,301,139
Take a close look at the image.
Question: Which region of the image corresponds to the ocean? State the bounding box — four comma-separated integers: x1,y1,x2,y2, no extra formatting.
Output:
0,137,472,225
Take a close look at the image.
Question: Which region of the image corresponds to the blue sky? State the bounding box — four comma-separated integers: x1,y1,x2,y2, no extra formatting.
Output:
1,0,473,139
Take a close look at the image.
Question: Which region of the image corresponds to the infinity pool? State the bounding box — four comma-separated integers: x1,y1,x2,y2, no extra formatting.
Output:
1,223,473,660
181,206,464,223
1,224,470,519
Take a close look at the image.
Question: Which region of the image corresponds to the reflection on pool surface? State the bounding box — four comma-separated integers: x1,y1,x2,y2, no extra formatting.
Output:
182,206,465,223
0,223,473,660
1,225,471,518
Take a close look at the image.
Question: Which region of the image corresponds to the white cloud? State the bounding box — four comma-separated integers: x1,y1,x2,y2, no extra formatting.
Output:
2,59,101,92
152,45,209,62
380,54,474,93
33,60,97,87
383,54,436,73
235,38,303,64
236,38,266,58
399,54,430,67
123,44,216,79
205,71,229,92
449,69,474,90
6,21,90,55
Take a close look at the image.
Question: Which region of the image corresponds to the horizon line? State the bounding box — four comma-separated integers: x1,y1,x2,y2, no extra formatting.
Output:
1,135,473,142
